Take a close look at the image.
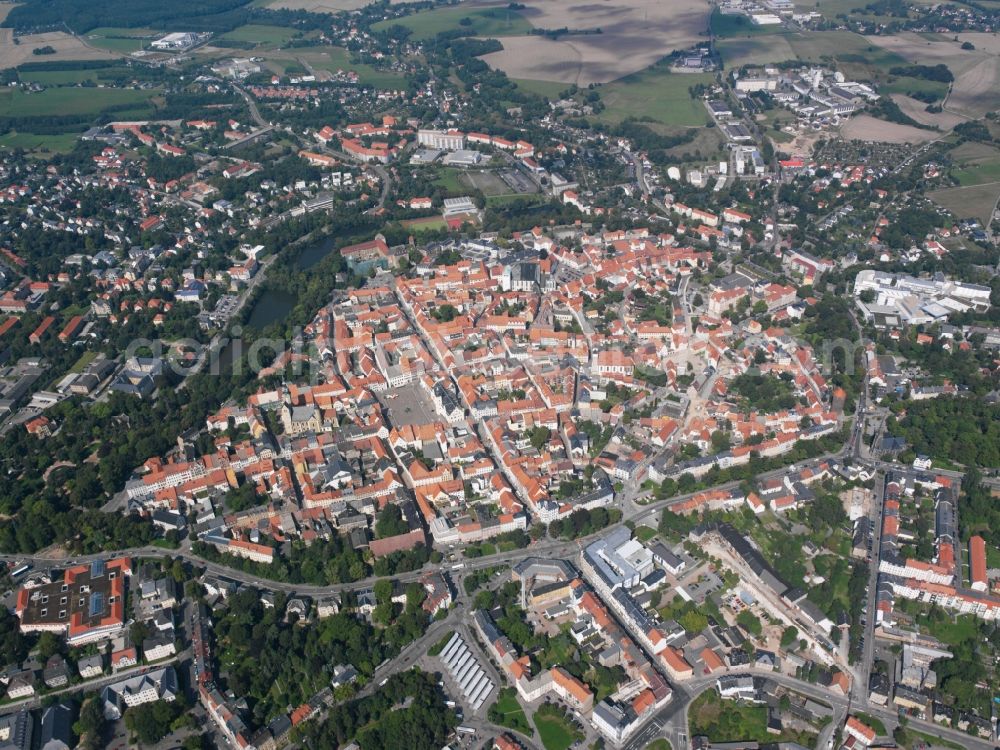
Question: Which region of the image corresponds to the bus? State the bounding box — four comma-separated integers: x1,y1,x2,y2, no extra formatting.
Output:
10,563,31,579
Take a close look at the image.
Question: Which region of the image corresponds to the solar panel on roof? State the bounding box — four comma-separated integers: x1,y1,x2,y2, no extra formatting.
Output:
89,592,104,618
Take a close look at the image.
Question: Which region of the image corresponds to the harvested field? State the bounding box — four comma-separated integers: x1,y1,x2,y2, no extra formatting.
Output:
864,32,1000,119
0,30,117,69
480,0,710,84
373,6,532,39
839,114,940,143
266,0,371,9
928,183,999,224
890,94,966,129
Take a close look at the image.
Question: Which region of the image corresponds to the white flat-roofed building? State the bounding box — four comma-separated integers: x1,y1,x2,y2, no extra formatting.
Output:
417,129,465,150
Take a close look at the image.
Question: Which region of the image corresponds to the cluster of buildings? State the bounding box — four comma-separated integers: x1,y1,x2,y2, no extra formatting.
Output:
733,66,878,122
853,269,992,328
476,557,672,745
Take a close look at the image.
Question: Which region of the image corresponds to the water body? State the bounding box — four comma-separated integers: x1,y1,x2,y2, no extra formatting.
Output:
296,234,339,270
246,288,296,329
244,232,338,330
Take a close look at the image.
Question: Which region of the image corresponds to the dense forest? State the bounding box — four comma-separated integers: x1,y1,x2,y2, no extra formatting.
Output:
304,669,457,750
4,0,253,33
214,587,430,727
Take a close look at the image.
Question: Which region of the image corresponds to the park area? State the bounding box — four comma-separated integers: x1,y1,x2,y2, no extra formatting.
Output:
487,687,531,734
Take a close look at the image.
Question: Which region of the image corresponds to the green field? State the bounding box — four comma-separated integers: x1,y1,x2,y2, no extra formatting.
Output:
644,741,672,750
711,9,785,38
373,6,532,40
954,166,1000,187
86,37,145,53
294,47,406,89
595,67,714,127
717,36,798,68
880,75,949,102
784,31,908,81
533,709,583,750
0,131,79,153
0,86,154,117
85,27,160,53
513,78,570,100
929,183,999,224
220,24,299,47
18,65,134,86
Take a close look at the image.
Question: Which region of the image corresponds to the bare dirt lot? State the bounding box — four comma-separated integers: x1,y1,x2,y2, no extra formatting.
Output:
480,0,710,84
839,114,940,143
865,32,1000,119
0,30,118,69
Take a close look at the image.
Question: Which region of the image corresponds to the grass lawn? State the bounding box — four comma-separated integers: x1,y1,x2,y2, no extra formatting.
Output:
0,86,154,117
373,6,532,40
594,66,714,127
853,713,886,735
635,525,657,542
0,131,80,153
923,613,979,647
533,710,583,750
68,351,98,374
644,741,672,750
489,688,531,734
220,24,299,47
906,728,964,750
513,78,569,100
430,167,467,192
